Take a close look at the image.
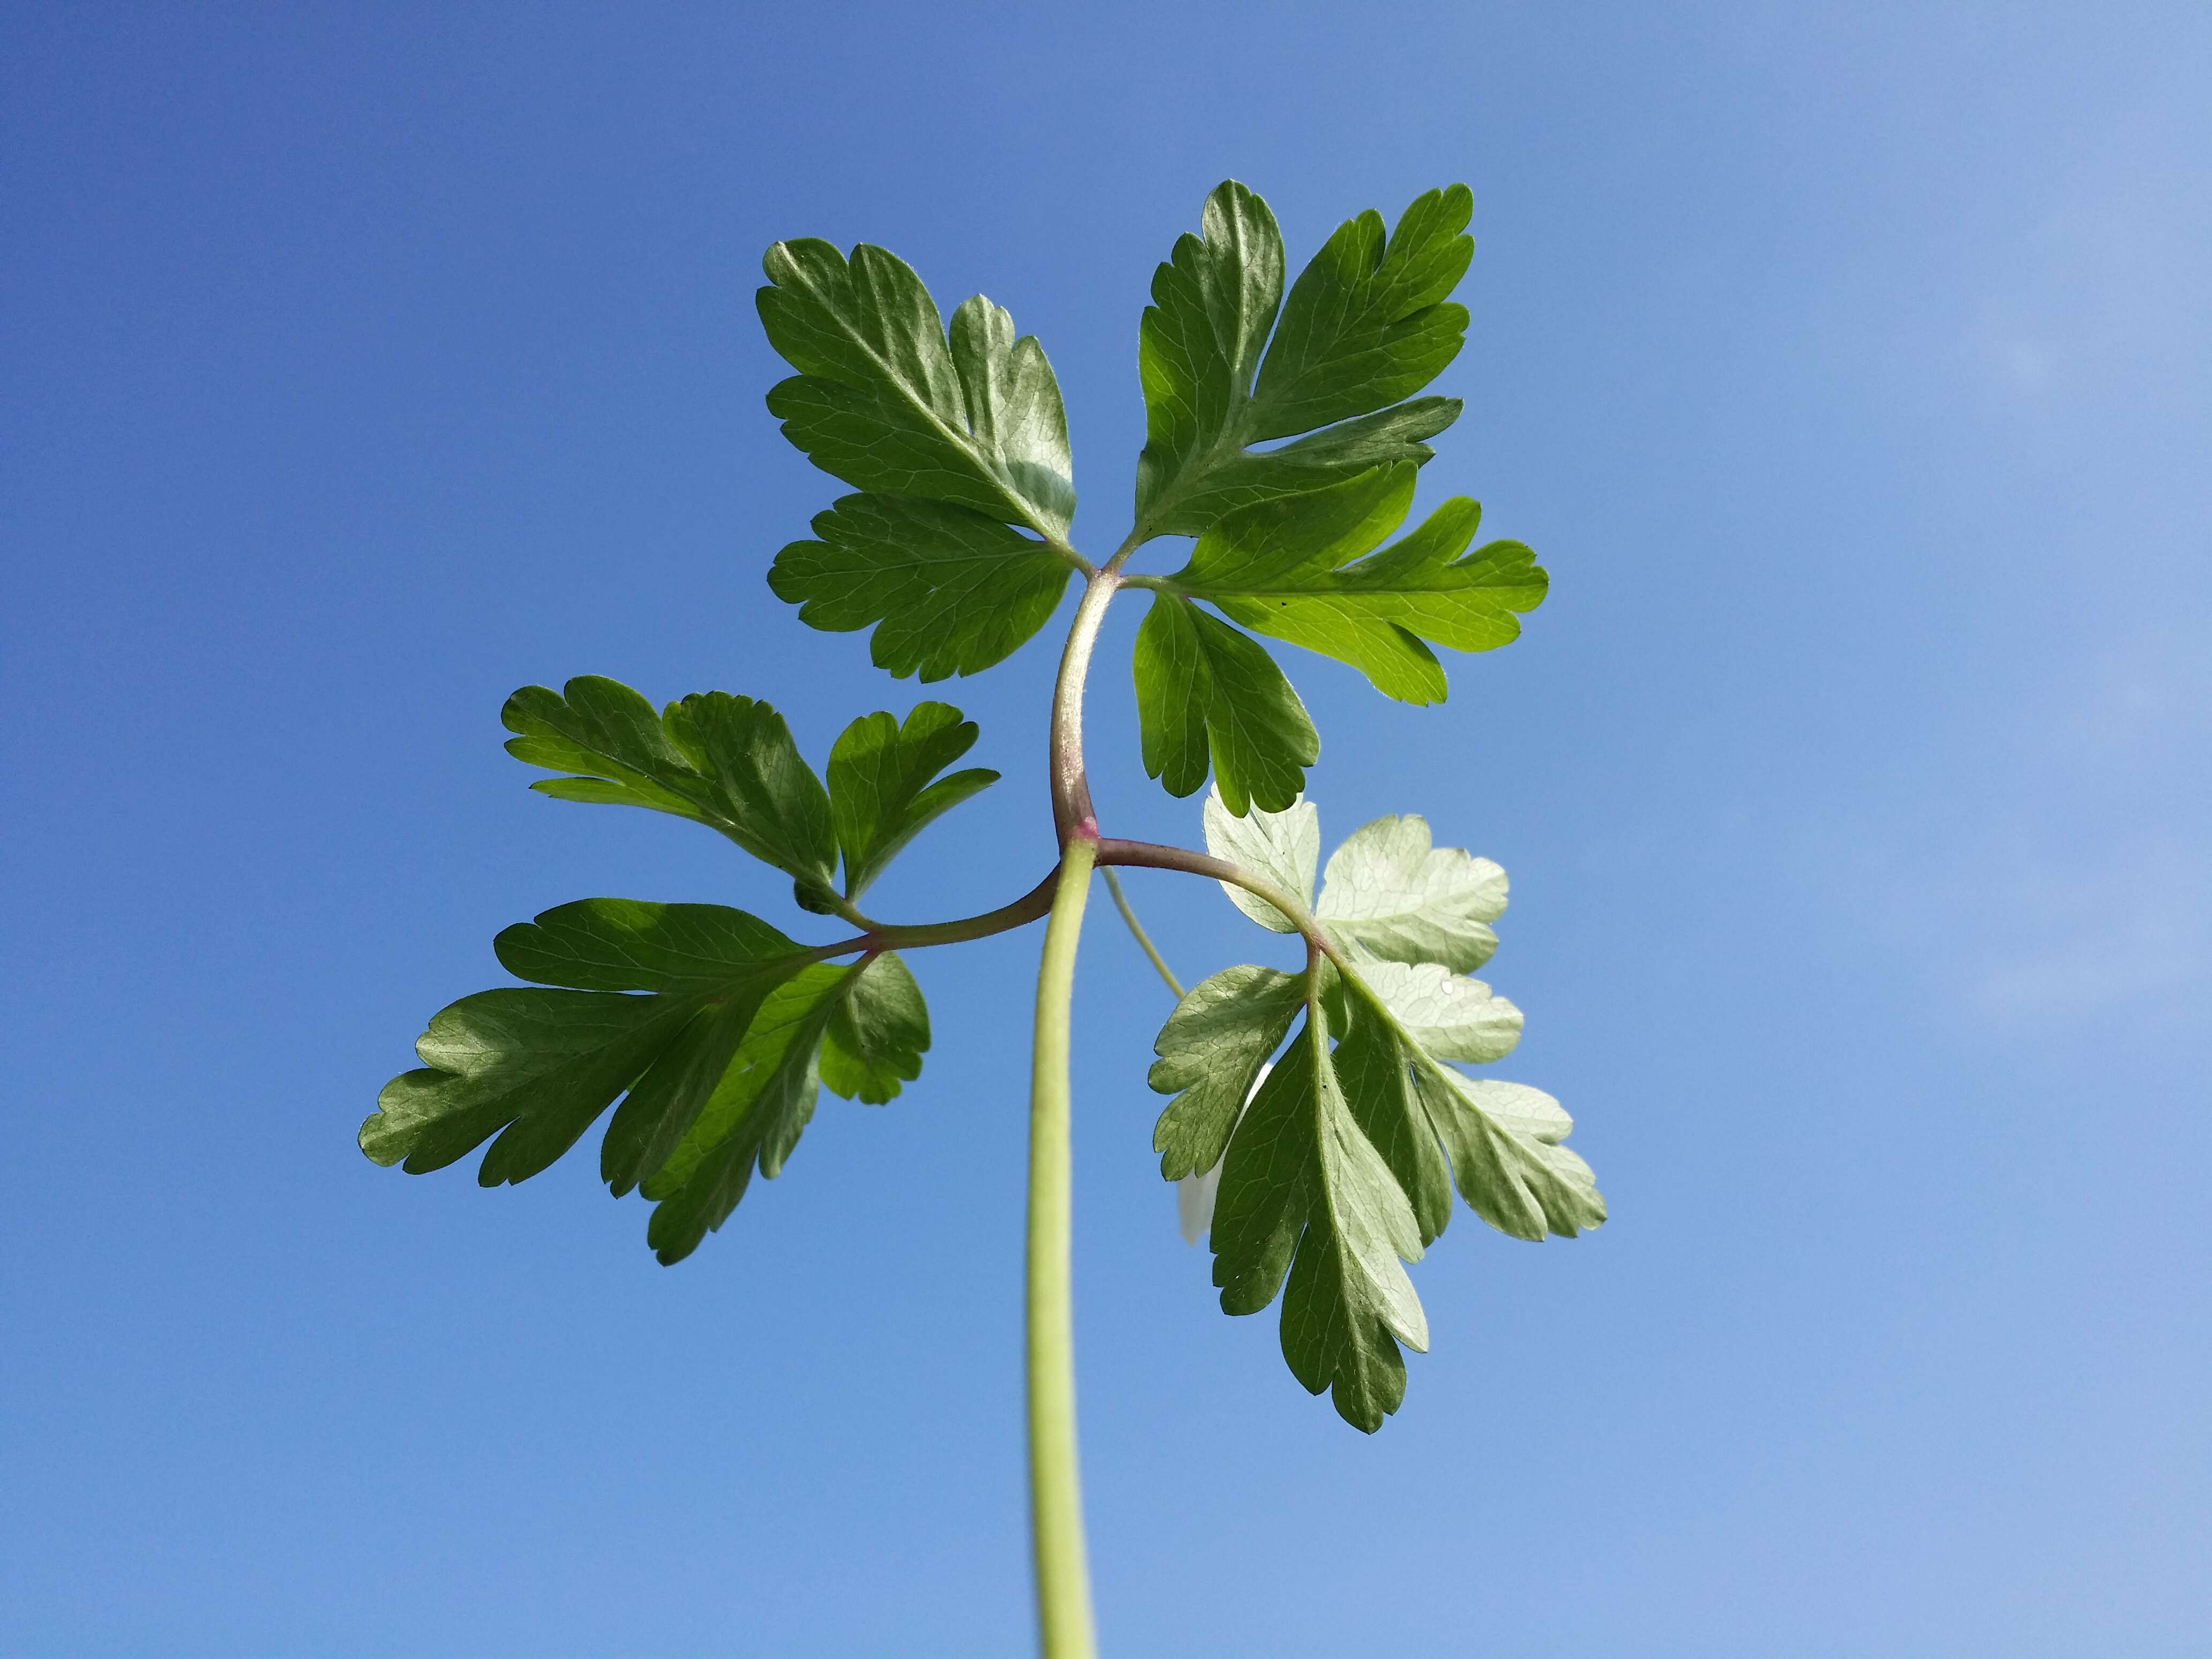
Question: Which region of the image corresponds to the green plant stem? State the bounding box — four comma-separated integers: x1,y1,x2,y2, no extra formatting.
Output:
1027,833,1100,1659
806,866,1063,962
1101,869,1184,999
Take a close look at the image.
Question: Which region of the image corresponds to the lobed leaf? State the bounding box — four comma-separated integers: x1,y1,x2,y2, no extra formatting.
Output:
826,702,998,902
758,240,1080,678
1158,796,1603,1426
1149,965,1305,1180
362,896,932,1263
642,953,929,1264
1201,788,1317,932
1171,464,1548,706
759,245,1074,537
1132,595,1318,816
767,495,1073,682
505,678,838,903
505,676,996,907
1134,182,1474,541
360,900,814,1192
1316,812,1507,972
1206,1009,1429,1432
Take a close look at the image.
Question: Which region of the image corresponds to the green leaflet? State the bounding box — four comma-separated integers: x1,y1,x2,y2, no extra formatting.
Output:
504,678,838,903
1351,959,1523,1062
360,900,814,1191
1134,182,1473,541
759,245,1074,537
758,240,1079,678
768,495,1073,682
1206,1002,1430,1433
1158,797,1604,1427
1314,812,1507,973
1148,965,1306,1180
826,703,998,903
361,897,930,1264
504,676,996,910
1132,594,1318,816
643,953,930,1264
1200,786,1316,931
1170,464,1548,706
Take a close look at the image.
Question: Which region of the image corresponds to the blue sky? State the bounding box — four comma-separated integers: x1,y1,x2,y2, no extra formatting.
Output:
3,4,2207,1655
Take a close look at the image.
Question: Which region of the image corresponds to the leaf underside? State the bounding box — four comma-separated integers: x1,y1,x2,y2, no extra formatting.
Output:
1154,797,1603,1430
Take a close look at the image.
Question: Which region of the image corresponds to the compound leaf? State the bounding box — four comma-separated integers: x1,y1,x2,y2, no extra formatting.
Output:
1132,594,1318,816
1316,812,1508,972
758,241,1080,680
1355,959,1523,1063
642,952,926,1264
1252,184,1475,439
827,703,998,902
1172,464,1548,706
1134,182,1472,541
1160,795,1603,1425
1148,965,1305,1180
1206,1005,1429,1432
506,679,995,909
504,679,838,905
759,244,1074,537
1201,788,1317,932
767,495,1073,682
360,900,815,1193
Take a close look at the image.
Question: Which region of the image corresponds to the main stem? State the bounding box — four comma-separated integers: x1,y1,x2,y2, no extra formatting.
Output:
1026,832,1099,1659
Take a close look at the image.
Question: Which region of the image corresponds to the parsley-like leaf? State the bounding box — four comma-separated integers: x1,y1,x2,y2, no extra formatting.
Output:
768,495,1073,682
826,703,998,903
1170,463,1548,706
758,241,1080,678
1157,799,1604,1426
363,901,931,1264
1148,965,1305,1180
360,900,814,1191
641,952,928,1264
504,678,838,905
505,678,997,911
1207,1005,1430,1432
1134,182,1473,541
1315,812,1507,972
1132,594,1318,815
759,246,1074,536
1201,787,1317,932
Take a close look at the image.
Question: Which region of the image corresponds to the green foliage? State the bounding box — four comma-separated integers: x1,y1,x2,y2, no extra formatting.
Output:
1167,464,1547,706
1133,182,1473,541
1314,811,1507,972
768,496,1073,681
1132,594,1319,814
827,703,997,903
1149,797,1604,1429
370,675,989,1260
373,178,1593,1464
758,243,1075,536
504,677,838,906
758,239,1080,679
505,677,995,914
1200,789,1317,932
642,952,929,1264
